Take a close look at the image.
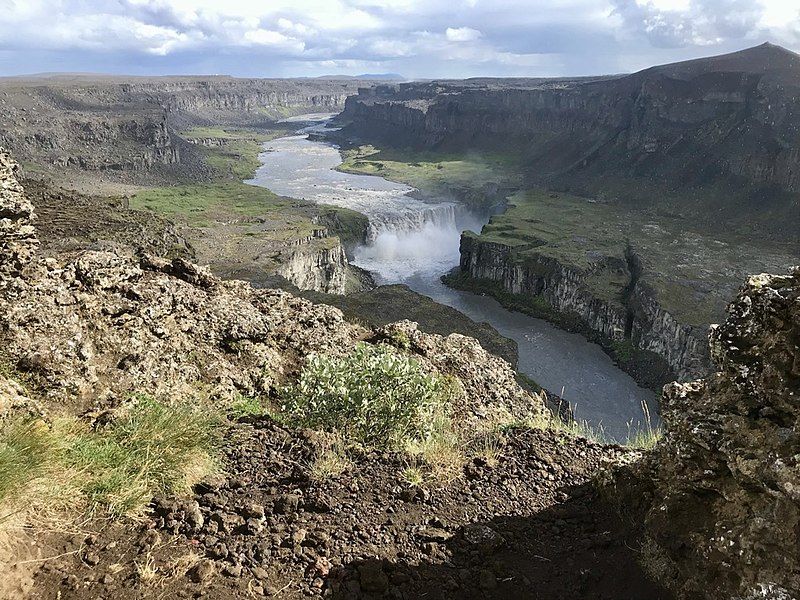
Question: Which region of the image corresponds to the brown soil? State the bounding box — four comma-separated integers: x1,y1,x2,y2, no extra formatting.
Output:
28,419,669,600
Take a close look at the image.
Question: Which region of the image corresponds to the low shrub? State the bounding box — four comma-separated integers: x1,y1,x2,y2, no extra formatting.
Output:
282,342,456,449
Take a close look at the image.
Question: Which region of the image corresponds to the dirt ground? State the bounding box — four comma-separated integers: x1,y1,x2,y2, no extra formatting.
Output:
27,419,669,600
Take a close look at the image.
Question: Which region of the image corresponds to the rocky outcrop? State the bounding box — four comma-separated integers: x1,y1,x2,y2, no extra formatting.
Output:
277,242,350,295
0,149,38,292
646,267,800,599
376,320,534,424
458,232,709,381
339,44,800,239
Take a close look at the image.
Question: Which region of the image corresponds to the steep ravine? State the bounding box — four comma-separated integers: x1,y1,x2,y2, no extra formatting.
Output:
456,232,710,382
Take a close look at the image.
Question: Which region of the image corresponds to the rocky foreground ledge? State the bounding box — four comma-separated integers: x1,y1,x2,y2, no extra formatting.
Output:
1,145,798,600
645,267,800,599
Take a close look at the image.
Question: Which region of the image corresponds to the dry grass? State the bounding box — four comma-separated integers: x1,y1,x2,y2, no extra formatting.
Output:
0,396,223,527
0,420,55,511
473,432,503,468
134,552,159,584
400,465,425,488
404,410,465,484
625,401,663,450
309,442,352,481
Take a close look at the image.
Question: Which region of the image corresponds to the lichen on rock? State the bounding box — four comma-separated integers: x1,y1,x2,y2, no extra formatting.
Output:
0,149,38,291
646,267,800,599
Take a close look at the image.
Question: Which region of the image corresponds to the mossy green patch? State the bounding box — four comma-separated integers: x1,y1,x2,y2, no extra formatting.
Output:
338,144,524,206
181,126,292,181
131,182,295,227
471,189,797,327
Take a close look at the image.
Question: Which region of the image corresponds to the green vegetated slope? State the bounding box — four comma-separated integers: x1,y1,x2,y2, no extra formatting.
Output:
338,144,524,207
130,127,369,280
475,190,797,327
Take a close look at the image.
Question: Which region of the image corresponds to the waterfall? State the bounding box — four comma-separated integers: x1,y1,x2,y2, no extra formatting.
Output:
245,119,487,283
365,202,466,242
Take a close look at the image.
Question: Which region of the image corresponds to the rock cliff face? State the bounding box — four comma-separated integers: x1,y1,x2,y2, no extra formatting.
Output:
646,267,800,599
339,43,800,239
0,76,371,184
0,150,38,292
458,232,709,381
276,242,351,295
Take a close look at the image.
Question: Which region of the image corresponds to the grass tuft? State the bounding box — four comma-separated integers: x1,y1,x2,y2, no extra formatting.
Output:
65,397,221,516
0,396,223,521
625,401,663,450
310,443,352,482
0,419,55,507
400,465,425,488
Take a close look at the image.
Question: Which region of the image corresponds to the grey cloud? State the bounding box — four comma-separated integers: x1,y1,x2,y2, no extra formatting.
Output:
611,0,764,48
0,1,796,78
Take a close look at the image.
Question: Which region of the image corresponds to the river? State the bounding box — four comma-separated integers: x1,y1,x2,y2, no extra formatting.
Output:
246,114,656,441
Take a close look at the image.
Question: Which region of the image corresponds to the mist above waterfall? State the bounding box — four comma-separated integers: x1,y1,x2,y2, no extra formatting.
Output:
355,204,486,283
247,119,489,283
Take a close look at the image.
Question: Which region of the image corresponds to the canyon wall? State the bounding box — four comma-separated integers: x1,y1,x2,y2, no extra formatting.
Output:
277,241,352,295
458,232,709,381
0,76,371,183
339,43,800,239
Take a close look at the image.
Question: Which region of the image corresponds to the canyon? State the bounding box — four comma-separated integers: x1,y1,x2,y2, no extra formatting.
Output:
0,75,371,189
338,43,800,239
0,42,798,600
335,43,800,384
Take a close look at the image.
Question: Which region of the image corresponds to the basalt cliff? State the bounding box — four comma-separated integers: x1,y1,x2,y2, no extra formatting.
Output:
457,233,708,382
339,43,800,240
0,76,372,185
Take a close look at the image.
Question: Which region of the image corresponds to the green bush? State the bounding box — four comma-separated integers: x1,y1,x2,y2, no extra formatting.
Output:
282,343,454,448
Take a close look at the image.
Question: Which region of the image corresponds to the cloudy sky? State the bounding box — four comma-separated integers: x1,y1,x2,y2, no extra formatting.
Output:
0,0,798,78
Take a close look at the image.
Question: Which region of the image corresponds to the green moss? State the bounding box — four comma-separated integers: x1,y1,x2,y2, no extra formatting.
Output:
132,182,291,225
337,144,524,207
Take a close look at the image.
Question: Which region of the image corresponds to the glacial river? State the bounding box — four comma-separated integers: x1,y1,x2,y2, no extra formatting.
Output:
247,114,655,441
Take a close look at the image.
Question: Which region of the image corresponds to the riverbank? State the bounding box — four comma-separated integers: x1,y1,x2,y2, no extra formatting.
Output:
130,125,371,293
